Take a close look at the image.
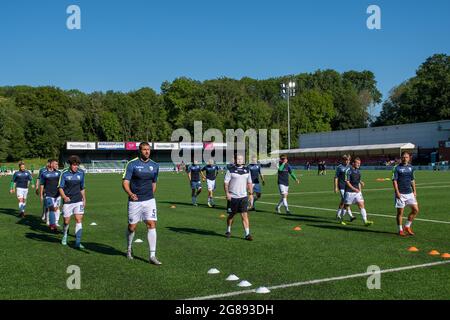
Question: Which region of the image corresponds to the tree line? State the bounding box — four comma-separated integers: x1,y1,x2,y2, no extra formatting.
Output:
0,53,447,162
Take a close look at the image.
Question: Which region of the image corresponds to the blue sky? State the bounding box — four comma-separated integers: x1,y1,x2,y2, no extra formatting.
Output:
0,0,449,115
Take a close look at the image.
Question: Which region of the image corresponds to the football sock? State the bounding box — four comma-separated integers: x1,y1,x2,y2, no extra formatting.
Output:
126,229,135,251
405,220,412,228
398,225,403,232
244,228,250,236
147,228,157,258
282,198,289,210
347,209,354,218
49,210,56,225
337,208,342,218
18,203,23,212
63,223,69,236
55,209,61,224
277,198,283,209
192,196,196,204
360,208,367,223
75,223,83,245
226,226,231,233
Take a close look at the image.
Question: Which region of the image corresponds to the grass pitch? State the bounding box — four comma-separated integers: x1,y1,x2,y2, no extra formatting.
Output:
0,169,449,300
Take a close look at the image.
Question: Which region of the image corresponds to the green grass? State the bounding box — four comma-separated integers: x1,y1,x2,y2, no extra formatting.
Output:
0,170,449,300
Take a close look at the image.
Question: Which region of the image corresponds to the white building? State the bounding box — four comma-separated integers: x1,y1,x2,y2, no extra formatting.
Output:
298,120,450,150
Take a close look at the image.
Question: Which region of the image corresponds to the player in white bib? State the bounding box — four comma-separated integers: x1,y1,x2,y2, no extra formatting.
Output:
224,155,254,240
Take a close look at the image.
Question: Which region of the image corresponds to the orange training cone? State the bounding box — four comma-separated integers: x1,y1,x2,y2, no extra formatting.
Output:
441,253,450,259
408,246,419,252
428,250,440,256
293,226,301,231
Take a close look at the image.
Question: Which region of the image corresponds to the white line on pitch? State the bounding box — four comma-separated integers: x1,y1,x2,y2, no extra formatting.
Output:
255,201,450,225
259,184,450,197
186,260,450,300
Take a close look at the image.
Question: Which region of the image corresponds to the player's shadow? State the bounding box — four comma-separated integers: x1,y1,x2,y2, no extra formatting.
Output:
82,243,149,263
281,213,336,224
0,208,20,217
166,226,227,238
16,214,57,234
25,232,61,243
308,224,395,235
159,200,225,211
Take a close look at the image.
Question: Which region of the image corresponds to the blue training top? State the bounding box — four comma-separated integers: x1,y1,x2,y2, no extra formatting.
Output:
335,164,349,190
344,167,361,192
247,163,262,184
58,169,86,204
40,170,62,198
187,164,202,182
201,165,219,180
12,170,33,189
123,158,159,202
392,164,415,194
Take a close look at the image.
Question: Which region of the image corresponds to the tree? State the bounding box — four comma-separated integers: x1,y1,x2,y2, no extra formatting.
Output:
374,54,450,126
0,97,27,161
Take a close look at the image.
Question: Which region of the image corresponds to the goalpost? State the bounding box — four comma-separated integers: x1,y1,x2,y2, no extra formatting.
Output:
90,160,128,173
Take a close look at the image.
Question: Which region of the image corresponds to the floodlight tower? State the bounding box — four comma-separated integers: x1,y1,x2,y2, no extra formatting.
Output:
281,81,296,150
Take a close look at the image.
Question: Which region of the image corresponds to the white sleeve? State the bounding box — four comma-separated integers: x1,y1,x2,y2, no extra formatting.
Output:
224,171,231,184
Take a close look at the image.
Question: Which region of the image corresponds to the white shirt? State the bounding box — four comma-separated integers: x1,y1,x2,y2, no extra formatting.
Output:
224,165,252,199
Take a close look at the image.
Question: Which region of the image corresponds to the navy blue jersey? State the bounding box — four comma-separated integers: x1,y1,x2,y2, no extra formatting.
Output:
247,163,262,184
226,163,235,171
344,167,361,192
123,158,159,202
12,170,33,189
335,164,349,190
58,169,86,204
201,165,219,180
40,170,62,198
278,163,293,186
392,164,415,194
187,164,202,182
37,167,48,180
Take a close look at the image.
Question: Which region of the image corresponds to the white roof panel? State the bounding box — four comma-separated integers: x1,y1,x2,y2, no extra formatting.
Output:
272,143,416,155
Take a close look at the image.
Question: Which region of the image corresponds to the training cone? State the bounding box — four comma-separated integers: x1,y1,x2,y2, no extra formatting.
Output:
170,205,176,209
441,253,450,259
428,250,440,256
134,239,143,243
408,246,419,252
90,222,97,226
207,268,220,274
220,214,226,218
293,226,301,231
237,280,252,287
226,274,239,281
255,287,271,294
